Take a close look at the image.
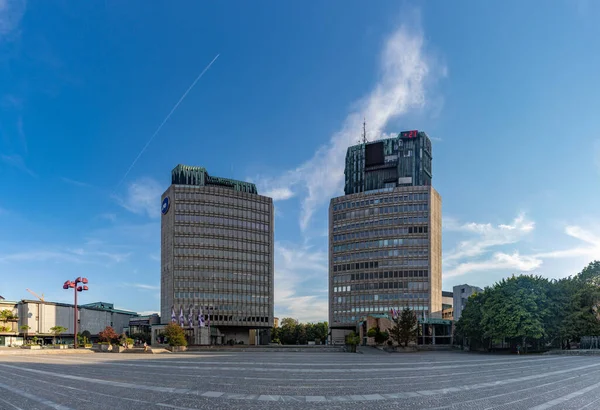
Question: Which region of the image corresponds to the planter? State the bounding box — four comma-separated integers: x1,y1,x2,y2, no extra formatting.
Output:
167,346,188,352
346,344,357,353
84,344,93,349
54,345,69,350
21,345,41,350
111,345,126,353
99,344,113,352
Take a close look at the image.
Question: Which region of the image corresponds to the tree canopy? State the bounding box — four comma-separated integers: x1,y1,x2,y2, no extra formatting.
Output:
455,261,600,351
271,319,328,345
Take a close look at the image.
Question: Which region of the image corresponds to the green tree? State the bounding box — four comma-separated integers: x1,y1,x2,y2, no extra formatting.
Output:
392,308,418,347
367,326,389,345
163,323,187,347
0,309,16,321
345,331,360,352
49,326,67,345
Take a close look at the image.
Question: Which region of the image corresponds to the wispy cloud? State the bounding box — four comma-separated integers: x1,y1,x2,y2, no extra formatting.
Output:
443,213,535,265
262,187,294,201
443,215,600,279
274,242,328,322
0,0,26,39
0,154,36,177
116,177,164,219
127,283,160,291
256,18,444,230
97,213,117,222
61,177,91,187
0,250,84,264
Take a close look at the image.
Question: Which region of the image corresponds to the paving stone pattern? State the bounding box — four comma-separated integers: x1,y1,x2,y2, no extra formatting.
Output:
0,351,600,409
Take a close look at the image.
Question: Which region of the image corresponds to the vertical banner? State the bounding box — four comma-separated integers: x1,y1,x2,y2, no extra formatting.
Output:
188,305,193,329
198,307,205,327
171,306,176,323
179,306,184,327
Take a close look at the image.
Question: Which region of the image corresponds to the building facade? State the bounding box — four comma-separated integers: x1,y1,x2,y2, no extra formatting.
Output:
0,299,137,346
442,291,453,320
160,165,274,345
453,284,483,322
329,131,442,344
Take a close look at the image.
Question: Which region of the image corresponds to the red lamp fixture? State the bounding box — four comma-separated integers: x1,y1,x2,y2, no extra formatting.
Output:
62,277,89,348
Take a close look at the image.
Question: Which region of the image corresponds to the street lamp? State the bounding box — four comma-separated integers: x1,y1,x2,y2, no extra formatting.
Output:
63,277,88,348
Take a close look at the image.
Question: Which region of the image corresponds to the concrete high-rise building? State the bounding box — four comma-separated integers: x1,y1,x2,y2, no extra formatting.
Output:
161,165,274,345
329,130,442,344
453,284,483,322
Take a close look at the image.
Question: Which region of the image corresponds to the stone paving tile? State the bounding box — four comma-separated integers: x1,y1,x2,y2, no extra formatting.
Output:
0,351,599,409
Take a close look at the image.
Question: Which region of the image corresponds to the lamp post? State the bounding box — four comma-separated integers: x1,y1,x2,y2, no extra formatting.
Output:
63,277,88,348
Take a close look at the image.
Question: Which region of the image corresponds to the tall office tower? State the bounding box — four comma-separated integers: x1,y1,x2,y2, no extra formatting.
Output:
161,165,274,345
329,130,442,344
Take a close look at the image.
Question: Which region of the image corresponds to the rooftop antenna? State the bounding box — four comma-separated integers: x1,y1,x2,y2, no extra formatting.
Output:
358,118,368,145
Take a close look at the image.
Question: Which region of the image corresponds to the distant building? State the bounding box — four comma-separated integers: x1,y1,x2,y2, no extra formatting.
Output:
453,284,483,321
442,291,453,320
329,131,442,345
273,317,279,328
0,299,138,346
161,164,274,345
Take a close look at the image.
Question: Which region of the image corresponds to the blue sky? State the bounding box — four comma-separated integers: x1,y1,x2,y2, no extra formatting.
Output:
1,1,599,322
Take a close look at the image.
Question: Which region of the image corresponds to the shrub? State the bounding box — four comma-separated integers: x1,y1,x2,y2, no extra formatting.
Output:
98,326,119,343
163,323,187,347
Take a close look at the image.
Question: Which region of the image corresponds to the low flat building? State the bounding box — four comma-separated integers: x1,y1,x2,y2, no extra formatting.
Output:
0,300,20,347
1,300,139,345
358,313,452,346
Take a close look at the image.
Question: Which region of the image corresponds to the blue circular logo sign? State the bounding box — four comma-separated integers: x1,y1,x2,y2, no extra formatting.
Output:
161,197,170,215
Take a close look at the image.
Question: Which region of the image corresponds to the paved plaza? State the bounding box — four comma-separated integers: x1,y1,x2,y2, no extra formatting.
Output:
1,350,600,409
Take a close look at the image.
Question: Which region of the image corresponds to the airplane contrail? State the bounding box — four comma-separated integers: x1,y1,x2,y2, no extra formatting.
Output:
114,53,220,191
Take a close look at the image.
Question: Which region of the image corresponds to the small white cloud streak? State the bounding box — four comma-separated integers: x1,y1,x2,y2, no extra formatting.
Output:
256,20,443,230
262,187,294,201
128,283,160,291
0,154,36,177
61,177,90,187
116,177,164,219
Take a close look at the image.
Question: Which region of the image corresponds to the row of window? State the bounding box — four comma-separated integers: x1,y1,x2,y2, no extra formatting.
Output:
174,249,269,263
175,237,270,252
334,293,430,304
174,271,270,283
333,249,429,264
333,204,429,222
175,205,270,221
333,269,429,281
174,190,270,212
173,260,269,273
333,230,428,243
333,237,428,253
174,229,269,243
333,216,425,233
333,304,429,316
333,281,429,293
175,214,269,232
174,292,270,304
175,280,269,293
332,193,429,212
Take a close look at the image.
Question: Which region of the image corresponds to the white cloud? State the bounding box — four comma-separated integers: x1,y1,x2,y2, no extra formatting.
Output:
0,250,83,264
0,0,26,39
116,177,164,218
137,310,159,316
262,187,294,201
274,242,328,322
444,251,542,278
443,215,600,279
443,213,535,265
61,177,90,187
257,20,444,231
128,283,160,291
